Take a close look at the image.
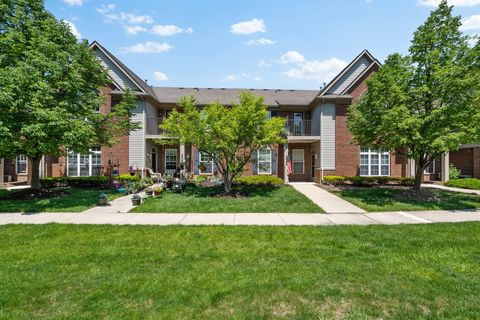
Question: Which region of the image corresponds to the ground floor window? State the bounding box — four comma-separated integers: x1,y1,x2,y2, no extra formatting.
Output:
199,152,213,174
67,147,101,176
360,147,390,176
257,147,272,174
292,149,304,174
425,161,435,174
165,149,177,171
16,155,28,174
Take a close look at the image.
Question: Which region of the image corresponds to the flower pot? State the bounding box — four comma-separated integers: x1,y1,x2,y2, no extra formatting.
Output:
97,198,108,206
132,198,141,206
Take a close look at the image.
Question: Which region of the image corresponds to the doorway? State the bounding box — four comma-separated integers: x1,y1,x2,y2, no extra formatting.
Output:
151,147,157,172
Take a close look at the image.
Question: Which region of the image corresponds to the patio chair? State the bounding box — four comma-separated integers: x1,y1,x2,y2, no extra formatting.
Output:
147,168,161,183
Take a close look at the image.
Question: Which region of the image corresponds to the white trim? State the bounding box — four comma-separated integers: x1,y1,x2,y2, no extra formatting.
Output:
67,148,101,177
15,155,28,175
425,160,435,174
199,152,214,175
257,147,272,175
165,148,177,172
90,41,146,93
292,149,304,174
320,50,376,96
340,61,380,95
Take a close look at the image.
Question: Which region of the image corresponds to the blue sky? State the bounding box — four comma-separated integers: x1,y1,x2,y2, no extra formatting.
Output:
46,0,480,90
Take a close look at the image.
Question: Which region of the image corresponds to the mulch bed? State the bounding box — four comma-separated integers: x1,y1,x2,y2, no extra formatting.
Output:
392,189,447,202
0,188,68,201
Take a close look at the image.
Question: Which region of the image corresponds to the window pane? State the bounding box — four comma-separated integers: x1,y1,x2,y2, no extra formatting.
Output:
258,162,271,174
293,162,303,174
371,154,379,165
166,149,177,170
360,154,369,165
381,154,389,165
371,165,379,176
360,147,368,153
360,165,369,176
381,165,389,176
292,150,303,161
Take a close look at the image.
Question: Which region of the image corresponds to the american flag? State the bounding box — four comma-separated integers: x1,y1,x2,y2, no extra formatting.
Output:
286,154,292,175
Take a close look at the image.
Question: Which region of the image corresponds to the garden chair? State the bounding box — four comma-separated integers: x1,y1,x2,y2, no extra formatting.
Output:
147,168,161,183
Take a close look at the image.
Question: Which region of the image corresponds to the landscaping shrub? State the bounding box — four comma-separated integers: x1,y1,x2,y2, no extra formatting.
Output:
323,176,415,187
449,163,461,180
40,176,110,188
116,174,141,182
445,178,480,190
193,175,208,184
235,175,284,186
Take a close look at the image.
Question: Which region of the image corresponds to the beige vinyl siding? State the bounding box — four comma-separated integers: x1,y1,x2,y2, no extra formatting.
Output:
328,56,371,95
321,104,336,170
129,100,145,168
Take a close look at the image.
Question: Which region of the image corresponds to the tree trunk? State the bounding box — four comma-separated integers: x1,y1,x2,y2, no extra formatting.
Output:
414,163,425,193
30,156,41,189
224,174,232,194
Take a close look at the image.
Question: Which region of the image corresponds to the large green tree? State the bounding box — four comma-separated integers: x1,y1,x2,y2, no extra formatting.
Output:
347,0,480,192
161,92,286,193
0,0,137,188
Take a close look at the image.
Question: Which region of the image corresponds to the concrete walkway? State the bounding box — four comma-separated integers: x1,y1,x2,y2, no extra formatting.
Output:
82,192,145,214
0,210,479,226
422,183,480,195
290,182,366,213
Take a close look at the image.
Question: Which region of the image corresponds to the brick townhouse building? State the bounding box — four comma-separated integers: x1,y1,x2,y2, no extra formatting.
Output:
2,41,479,187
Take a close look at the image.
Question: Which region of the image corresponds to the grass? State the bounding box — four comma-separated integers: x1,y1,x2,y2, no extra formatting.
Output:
445,178,480,190
0,188,122,213
335,187,480,212
0,223,479,319
131,185,324,213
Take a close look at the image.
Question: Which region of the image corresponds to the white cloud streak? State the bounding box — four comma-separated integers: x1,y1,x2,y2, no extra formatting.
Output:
122,42,174,54
63,0,84,6
245,38,276,46
153,71,168,81
230,18,266,34
461,15,480,30
418,0,480,6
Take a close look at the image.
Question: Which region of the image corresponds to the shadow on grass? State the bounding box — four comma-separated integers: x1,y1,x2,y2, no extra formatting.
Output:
337,188,480,211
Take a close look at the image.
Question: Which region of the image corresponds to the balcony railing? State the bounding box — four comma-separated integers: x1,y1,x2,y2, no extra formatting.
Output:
285,119,319,136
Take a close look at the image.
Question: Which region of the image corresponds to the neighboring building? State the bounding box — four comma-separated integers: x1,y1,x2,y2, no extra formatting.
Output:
3,41,479,185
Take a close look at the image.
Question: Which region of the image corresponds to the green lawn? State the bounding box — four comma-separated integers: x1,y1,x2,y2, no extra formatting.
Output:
0,223,479,319
131,185,323,213
0,188,122,213
335,187,480,212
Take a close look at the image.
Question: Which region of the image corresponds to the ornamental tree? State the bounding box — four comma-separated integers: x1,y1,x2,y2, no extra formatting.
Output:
347,0,480,192
160,92,286,193
0,0,138,189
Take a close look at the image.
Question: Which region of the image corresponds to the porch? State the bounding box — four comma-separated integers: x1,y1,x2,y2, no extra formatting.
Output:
144,141,192,176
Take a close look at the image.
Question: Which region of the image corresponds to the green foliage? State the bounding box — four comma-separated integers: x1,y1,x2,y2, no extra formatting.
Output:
0,1,138,188
40,176,110,188
235,175,284,186
445,178,480,190
347,0,480,191
449,163,461,180
323,176,415,186
116,174,141,182
192,175,208,185
160,92,286,193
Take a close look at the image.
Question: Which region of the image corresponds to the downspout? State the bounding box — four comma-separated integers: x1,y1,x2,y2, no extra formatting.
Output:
320,106,324,183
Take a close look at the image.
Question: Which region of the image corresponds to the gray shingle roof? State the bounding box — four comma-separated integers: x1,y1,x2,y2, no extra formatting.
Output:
151,87,319,106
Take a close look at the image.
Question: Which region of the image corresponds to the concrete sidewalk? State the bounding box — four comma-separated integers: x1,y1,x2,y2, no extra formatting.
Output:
422,183,480,195
0,210,479,226
290,182,366,213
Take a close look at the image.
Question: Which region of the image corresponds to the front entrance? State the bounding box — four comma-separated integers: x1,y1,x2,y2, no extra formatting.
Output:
151,148,157,173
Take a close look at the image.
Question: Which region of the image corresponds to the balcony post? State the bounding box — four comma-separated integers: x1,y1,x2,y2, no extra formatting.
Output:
441,152,449,183
180,144,186,174
284,143,289,184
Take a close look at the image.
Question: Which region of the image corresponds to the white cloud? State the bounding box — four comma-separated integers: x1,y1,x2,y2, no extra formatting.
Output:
151,25,193,36
258,60,272,68
153,71,168,81
254,76,262,81
225,75,237,81
278,51,305,64
418,0,480,6
124,25,148,35
230,18,266,34
122,42,174,54
97,4,115,14
64,20,81,39
63,0,84,6
223,73,261,82
245,38,276,46
461,15,480,30
282,57,347,83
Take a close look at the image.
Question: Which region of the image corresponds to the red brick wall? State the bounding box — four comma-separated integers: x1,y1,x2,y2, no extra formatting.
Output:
450,148,474,177
474,148,480,178
288,143,312,182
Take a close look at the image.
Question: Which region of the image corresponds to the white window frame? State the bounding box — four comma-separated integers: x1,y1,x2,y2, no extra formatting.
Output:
292,149,304,174
257,147,272,175
67,147,101,177
199,152,213,175
165,148,177,171
425,161,435,174
16,155,28,175
360,147,390,177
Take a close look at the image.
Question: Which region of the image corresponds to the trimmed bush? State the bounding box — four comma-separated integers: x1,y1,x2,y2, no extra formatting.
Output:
235,175,284,186
323,176,414,187
445,178,480,190
40,176,110,188
116,174,141,182
449,163,461,181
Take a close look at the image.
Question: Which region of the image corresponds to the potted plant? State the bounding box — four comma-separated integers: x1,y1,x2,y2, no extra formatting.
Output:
97,193,108,206
131,193,141,206
145,187,153,196
179,161,185,170
153,186,163,197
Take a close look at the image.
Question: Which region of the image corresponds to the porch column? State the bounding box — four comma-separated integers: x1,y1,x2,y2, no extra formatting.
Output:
284,143,289,184
179,144,185,174
441,152,449,183
0,158,4,189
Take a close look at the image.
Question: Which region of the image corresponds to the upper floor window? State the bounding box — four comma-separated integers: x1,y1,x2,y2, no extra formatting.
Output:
360,147,390,176
257,147,272,174
16,155,28,174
